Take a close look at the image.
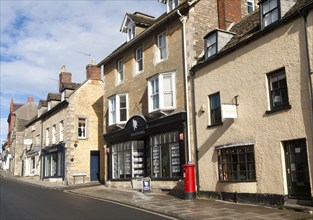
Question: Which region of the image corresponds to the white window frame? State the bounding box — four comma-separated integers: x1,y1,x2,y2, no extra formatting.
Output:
48,101,52,111
157,32,167,62
117,59,124,84
136,46,143,74
59,121,64,142
61,91,65,101
127,23,136,41
45,128,49,146
148,72,176,113
78,118,87,139
247,0,255,13
52,124,56,144
167,0,179,12
109,94,129,125
36,134,40,146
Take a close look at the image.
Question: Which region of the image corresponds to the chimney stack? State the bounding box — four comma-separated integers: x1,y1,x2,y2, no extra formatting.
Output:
59,65,72,92
86,59,101,80
217,0,242,30
27,96,34,103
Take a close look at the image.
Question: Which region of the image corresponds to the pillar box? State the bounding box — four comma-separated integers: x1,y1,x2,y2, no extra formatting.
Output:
183,163,196,200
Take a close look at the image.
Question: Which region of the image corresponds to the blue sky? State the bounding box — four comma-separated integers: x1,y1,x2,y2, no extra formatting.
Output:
0,0,166,149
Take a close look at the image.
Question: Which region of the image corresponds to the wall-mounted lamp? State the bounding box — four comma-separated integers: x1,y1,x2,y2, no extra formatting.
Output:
200,105,206,113
74,140,79,148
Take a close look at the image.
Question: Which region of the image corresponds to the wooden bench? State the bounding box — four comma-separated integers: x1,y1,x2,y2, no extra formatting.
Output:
73,173,86,185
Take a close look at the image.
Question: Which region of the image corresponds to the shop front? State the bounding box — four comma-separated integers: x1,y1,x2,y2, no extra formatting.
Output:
104,113,187,190
41,143,65,181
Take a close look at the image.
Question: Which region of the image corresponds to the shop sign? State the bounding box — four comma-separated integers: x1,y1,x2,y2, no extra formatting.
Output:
222,104,237,119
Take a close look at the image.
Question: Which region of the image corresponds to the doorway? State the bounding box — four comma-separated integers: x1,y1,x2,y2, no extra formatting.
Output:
284,139,311,199
90,151,100,181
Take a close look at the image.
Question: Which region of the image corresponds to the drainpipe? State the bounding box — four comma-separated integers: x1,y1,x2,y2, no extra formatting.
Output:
40,118,44,180
190,70,200,192
302,8,313,195
177,10,191,163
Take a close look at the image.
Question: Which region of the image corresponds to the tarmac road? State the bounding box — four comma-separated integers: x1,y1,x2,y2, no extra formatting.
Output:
0,177,175,220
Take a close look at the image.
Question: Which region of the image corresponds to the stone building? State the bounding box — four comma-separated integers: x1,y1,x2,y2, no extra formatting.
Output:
98,0,250,191
191,0,313,206
6,97,37,176
23,62,104,185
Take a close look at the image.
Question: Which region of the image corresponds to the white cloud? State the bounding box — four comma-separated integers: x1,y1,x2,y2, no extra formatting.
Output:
0,0,166,143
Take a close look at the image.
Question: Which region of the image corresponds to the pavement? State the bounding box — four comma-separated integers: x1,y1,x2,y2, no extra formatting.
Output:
1,170,312,220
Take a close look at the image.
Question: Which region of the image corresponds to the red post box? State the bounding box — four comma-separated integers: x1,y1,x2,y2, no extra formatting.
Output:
183,163,196,200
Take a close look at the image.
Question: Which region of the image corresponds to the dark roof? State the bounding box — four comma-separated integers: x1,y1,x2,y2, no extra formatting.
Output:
13,104,23,112
127,12,155,27
47,93,61,101
61,82,81,91
38,100,47,108
192,0,313,71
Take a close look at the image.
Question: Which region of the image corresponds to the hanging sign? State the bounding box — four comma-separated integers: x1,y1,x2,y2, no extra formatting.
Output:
222,104,237,119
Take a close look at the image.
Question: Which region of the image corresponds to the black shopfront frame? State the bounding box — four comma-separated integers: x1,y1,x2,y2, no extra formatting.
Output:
104,112,187,181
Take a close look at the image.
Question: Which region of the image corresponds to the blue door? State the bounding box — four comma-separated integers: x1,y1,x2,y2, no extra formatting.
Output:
90,151,100,181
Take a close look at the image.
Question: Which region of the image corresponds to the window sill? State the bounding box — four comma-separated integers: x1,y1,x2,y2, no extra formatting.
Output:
218,180,257,183
265,105,291,114
207,122,223,128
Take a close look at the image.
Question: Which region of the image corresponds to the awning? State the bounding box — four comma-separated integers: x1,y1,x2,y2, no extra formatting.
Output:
215,140,255,150
26,146,41,157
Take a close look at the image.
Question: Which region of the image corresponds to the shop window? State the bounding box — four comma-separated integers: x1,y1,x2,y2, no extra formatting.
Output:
268,69,290,111
218,145,256,181
149,131,181,178
112,142,132,179
209,92,222,126
148,72,176,113
109,94,128,125
78,118,87,139
44,151,64,178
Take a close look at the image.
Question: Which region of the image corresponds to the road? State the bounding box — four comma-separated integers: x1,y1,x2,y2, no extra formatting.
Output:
0,177,173,220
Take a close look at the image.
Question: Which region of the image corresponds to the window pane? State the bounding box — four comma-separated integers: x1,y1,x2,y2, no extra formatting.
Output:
218,145,256,181
271,9,279,23
120,109,127,121
269,0,277,10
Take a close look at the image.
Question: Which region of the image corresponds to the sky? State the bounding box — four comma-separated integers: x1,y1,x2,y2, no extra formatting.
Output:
0,0,166,149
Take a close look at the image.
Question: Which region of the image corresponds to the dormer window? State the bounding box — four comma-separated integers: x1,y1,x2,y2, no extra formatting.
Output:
204,30,235,61
48,101,52,111
247,0,255,13
127,23,136,41
205,33,217,59
261,0,279,28
167,0,179,12
61,91,65,101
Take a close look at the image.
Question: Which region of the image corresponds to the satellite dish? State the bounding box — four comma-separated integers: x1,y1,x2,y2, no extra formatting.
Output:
24,139,32,145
